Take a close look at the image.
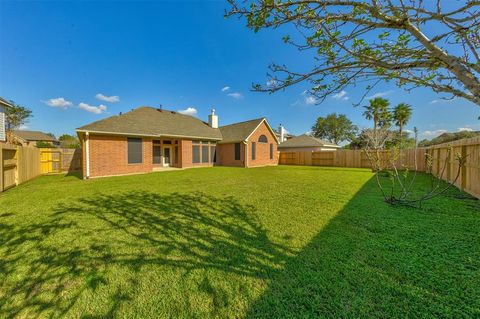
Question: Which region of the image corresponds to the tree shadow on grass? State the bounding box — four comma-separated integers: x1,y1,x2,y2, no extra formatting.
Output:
0,191,292,318
246,177,480,318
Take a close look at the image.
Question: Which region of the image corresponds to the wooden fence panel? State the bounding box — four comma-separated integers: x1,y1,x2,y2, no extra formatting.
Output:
17,146,41,184
39,148,82,174
278,137,479,198
1,144,41,192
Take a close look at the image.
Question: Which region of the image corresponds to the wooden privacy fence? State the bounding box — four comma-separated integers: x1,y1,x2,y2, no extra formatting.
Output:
1,146,82,193
279,148,426,170
0,144,41,192
279,136,480,198
40,148,82,174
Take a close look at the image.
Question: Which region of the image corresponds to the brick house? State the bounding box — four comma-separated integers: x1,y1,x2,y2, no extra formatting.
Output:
76,106,279,178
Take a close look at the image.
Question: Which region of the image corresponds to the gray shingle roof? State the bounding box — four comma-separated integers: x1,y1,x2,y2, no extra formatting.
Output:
0,97,13,108
77,106,223,140
13,130,58,142
218,118,264,143
278,134,339,149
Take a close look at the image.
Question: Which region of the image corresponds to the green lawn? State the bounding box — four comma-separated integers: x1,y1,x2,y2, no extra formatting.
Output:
0,166,479,318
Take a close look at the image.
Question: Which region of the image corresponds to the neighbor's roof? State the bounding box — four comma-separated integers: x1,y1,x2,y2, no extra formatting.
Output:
13,130,58,142
76,106,223,140
0,97,13,108
278,134,340,149
219,118,265,143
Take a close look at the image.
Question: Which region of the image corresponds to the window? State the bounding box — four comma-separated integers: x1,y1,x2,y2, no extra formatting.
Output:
153,144,161,164
210,146,216,163
202,145,209,163
252,142,256,160
270,143,273,160
127,138,143,164
192,145,200,163
258,135,268,143
163,140,172,144
234,143,241,160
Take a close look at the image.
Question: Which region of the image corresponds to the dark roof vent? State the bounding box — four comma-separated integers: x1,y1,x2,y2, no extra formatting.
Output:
171,111,176,114
119,112,122,116
157,108,163,112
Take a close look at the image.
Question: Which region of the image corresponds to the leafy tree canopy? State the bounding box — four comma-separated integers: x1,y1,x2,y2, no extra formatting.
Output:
311,113,357,145
58,134,80,149
4,101,32,131
419,130,480,146
227,0,480,106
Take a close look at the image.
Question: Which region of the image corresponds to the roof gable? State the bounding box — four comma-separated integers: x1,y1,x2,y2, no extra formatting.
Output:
218,118,264,143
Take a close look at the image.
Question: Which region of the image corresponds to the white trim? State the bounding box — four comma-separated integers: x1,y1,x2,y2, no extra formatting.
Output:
245,118,280,144
85,132,90,179
75,129,221,141
243,141,249,168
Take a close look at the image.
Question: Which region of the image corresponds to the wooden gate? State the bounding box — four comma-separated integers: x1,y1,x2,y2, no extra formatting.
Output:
40,149,62,174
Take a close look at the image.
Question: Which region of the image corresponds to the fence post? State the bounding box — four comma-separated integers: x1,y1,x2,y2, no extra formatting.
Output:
461,145,467,191
14,147,19,186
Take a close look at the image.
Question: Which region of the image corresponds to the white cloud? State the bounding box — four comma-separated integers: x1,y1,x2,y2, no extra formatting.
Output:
44,97,72,109
19,124,29,130
266,79,278,87
332,90,349,101
178,107,197,116
458,127,473,132
221,86,230,92
305,96,318,105
227,92,243,99
366,90,393,100
79,102,107,114
95,93,119,103
423,129,447,137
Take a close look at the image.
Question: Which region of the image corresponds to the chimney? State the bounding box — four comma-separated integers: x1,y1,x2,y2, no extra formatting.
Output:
279,124,285,142
208,109,218,128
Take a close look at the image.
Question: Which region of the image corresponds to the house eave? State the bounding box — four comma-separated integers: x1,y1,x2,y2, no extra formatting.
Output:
75,129,222,141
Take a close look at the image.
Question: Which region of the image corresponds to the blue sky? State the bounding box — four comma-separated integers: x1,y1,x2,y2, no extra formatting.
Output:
1,0,478,141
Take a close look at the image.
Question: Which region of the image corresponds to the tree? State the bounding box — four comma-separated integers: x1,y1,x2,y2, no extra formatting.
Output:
362,97,391,131
311,113,357,145
58,134,80,148
392,103,412,137
4,101,32,143
227,1,480,106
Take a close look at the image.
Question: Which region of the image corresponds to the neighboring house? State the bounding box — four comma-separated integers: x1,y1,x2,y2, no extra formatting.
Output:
12,130,59,147
274,124,294,143
76,107,279,179
278,134,340,152
0,97,13,143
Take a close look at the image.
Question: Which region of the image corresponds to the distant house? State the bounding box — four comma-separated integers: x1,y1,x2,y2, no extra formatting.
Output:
274,124,294,143
12,130,59,147
76,107,279,179
0,97,13,143
278,134,340,152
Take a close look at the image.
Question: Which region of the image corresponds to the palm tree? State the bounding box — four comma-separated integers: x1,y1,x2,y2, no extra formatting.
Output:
362,97,391,131
393,103,412,137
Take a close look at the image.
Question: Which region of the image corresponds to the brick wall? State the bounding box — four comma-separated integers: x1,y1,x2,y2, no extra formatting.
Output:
84,134,153,178
181,140,215,168
246,121,278,167
217,142,246,167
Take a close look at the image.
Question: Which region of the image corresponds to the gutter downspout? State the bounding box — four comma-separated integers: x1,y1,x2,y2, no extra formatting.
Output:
85,132,90,179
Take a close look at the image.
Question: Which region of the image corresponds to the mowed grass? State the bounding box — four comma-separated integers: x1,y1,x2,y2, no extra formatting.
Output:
0,166,479,318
